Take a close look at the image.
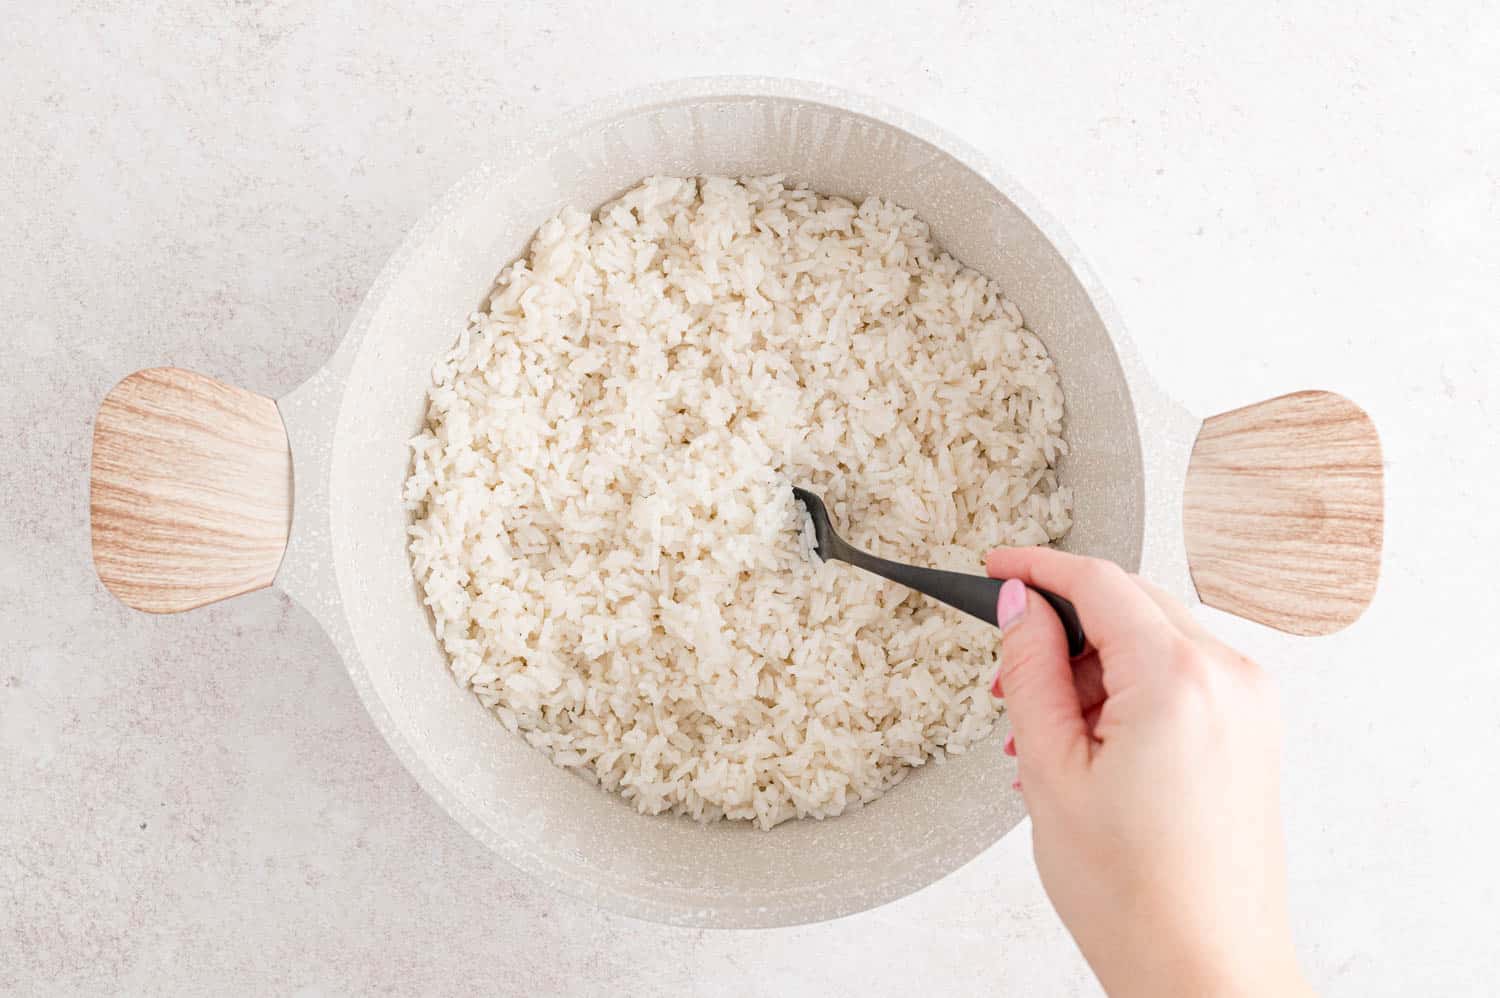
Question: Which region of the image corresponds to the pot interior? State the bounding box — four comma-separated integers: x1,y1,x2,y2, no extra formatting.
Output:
326,89,1144,927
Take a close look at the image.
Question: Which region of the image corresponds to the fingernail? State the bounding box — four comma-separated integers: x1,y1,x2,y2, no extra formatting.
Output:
1003,734,1016,757
996,578,1027,631
989,668,1004,698
1011,779,1023,791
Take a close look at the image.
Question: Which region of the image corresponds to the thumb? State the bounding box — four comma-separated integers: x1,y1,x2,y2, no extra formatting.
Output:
995,579,1089,779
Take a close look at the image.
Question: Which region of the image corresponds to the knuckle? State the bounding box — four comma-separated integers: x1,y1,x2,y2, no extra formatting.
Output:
1128,572,1165,600
1234,652,1267,684
1157,677,1211,728
1239,661,1281,714
1162,638,1218,705
1082,558,1128,591
1166,635,1203,674
1160,640,1277,722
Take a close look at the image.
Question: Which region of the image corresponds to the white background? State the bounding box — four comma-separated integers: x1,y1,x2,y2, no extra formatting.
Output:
3,2,1497,994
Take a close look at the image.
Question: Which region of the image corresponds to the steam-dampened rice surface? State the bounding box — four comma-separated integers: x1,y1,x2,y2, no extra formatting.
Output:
405,176,1071,829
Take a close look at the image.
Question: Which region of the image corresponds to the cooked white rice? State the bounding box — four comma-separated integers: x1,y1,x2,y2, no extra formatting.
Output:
404,176,1071,829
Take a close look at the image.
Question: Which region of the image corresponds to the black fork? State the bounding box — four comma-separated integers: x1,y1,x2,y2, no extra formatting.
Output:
792,487,1086,657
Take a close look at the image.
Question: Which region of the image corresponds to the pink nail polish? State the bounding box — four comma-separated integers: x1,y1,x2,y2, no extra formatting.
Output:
1003,734,1016,757
996,578,1027,631
990,669,1004,699
1011,779,1023,791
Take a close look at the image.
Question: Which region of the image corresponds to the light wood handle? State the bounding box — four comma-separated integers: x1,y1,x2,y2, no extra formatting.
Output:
90,368,292,613
1183,390,1383,636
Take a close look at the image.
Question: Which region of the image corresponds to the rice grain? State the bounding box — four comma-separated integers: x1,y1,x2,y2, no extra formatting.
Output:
405,176,1071,829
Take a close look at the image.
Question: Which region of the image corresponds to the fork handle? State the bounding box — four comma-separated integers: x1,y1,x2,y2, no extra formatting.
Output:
840,548,1087,656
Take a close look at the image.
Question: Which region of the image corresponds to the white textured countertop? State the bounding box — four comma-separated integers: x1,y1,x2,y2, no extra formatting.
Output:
4,3,1497,994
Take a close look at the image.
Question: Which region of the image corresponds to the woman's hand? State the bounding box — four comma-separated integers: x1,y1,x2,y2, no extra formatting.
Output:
985,547,1314,998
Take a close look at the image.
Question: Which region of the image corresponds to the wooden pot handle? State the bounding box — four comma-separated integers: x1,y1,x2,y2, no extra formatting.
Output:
1183,390,1383,636
90,368,293,613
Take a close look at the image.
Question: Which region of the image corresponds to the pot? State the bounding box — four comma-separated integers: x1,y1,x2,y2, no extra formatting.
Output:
88,78,1383,928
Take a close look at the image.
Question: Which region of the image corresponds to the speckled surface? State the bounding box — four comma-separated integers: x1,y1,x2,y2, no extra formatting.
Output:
5,2,1499,993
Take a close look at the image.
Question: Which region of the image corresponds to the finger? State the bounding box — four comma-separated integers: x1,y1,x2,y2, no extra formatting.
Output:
986,547,1178,685
995,579,1089,779
1001,656,1104,735
1131,574,1216,645
992,653,1103,707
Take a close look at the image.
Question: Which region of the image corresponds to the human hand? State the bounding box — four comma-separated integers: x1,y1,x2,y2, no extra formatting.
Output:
985,547,1314,998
